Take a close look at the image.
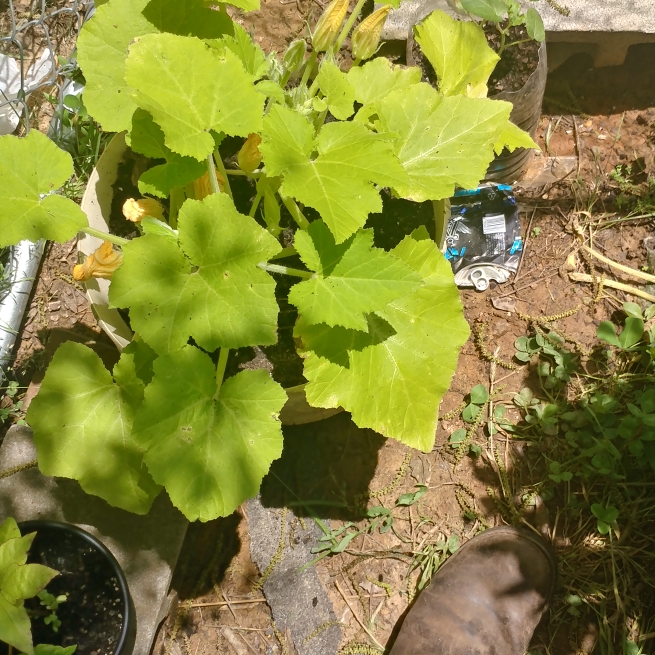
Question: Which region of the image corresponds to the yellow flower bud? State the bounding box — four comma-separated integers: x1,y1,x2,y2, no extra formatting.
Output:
122,198,165,223
193,170,227,200
312,0,349,52
351,5,391,61
73,241,123,282
237,134,263,174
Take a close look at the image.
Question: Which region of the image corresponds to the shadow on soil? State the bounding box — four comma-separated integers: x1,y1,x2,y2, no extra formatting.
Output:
260,412,385,521
172,513,243,600
545,43,655,115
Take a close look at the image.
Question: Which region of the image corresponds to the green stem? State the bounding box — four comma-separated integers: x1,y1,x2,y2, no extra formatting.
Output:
249,191,263,217
313,108,328,132
169,186,184,229
503,38,532,49
225,169,263,178
300,50,318,88
214,347,230,399
280,194,310,230
497,27,507,57
213,149,234,200
82,227,128,246
432,198,449,251
352,57,362,67
269,246,297,261
334,0,367,53
258,262,313,279
206,153,221,195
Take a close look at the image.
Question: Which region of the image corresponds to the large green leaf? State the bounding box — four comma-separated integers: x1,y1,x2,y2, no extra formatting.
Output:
219,23,268,79
0,132,86,247
127,108,169,159
0,595,32,655
128,109,206,197
376,83,513,202
0,519,20,546
77,0,158,132
0,535,34,573
347,58,421,107
110,193,281,354
415,10,499,97
290,220,422,331
0,563,57,603
260,105,407,243
296,236,469,451
142,0,234,39
132,346,286,521
493,120,538,154
26,341,162,515
34,646,77,655
125,33,264,160
316,61,355,120
459,0,506,21
139,156,207,198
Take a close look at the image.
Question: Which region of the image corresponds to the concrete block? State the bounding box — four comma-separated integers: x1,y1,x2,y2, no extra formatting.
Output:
382,0,655,69
247,497,342,655
0,425,188,655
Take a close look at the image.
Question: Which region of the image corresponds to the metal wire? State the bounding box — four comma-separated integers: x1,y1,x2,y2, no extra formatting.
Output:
0,0,90,136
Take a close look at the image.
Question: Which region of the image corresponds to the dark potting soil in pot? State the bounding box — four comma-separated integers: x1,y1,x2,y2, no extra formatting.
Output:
485,23,540,95
22,527,124,655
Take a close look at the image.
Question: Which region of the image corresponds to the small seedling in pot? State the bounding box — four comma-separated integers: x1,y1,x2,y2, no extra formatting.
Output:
38,590,68,633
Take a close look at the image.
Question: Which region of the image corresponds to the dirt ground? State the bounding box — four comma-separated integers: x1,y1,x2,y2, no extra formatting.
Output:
2,3,655,655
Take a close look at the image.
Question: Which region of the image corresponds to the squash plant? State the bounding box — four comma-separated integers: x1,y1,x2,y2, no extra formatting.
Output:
0,0,537,521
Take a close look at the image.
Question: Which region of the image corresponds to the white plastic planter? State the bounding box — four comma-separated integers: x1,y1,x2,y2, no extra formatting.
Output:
79,133,341,425
0,241,45,386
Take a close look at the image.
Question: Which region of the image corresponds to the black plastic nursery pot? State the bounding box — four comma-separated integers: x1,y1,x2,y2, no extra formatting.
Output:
13,521,135,655
485,39,548,184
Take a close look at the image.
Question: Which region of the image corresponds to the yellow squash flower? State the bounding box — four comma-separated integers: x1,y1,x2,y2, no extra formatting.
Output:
312,0,349,52
237,134,263,174
193,170,227,200
352,5,392,61
122,198,165,223
73,241,123,282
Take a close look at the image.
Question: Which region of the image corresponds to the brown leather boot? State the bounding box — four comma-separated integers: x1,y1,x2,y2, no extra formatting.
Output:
390,526,557,655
